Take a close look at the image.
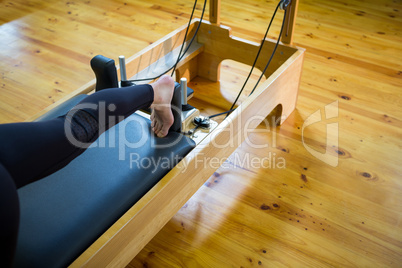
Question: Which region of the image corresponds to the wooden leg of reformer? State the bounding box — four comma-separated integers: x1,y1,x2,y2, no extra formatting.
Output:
196,52,222,82
175,51,222,82
174,55,199,83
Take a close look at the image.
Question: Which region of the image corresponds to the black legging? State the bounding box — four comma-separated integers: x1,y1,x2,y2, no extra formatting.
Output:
0,84,154,267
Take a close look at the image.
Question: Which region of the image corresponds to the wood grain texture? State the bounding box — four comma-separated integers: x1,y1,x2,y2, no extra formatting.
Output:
1,0,401,267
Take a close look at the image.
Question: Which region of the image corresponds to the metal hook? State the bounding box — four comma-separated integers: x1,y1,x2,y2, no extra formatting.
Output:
279,0,291,10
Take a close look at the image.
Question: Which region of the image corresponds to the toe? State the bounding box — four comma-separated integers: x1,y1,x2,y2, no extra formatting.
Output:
154,120,161,135
150,113,155,128
157,127,167,137
159,128,168,137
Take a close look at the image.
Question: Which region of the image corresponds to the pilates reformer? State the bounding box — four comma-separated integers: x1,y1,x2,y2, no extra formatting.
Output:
15,0,304,267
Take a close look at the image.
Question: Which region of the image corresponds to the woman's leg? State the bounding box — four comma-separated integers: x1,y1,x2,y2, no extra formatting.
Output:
0,75,174,189
0,83,152,189
0,164,19,268
0,75,175,267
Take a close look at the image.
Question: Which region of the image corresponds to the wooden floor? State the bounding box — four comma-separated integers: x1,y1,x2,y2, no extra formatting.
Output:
1,0,401,267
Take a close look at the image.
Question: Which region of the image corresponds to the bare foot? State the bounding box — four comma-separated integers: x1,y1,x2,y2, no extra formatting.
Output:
150,75,175,137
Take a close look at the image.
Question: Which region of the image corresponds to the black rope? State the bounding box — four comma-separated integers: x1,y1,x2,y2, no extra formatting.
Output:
249,7,288,96
225,2,282,116
208,109,234,119
209,1,289,119
171,0,198,76
127,0,207,83
175,0,207,64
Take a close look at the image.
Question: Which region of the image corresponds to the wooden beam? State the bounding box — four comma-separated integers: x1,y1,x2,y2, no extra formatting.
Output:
281,0,299,45
209,0,221,24
196,21,298,82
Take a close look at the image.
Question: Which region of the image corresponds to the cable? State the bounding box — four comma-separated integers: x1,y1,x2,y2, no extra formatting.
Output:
224,2,282,117
208,109,234,119
249,7,288,96
207,1,283,119
127,0,207,83
126,0,287,122
172,0,207,65
171,0,198,76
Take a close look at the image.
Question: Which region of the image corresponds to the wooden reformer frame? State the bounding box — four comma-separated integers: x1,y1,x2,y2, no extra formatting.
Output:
30,0,304,266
